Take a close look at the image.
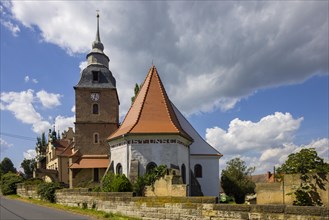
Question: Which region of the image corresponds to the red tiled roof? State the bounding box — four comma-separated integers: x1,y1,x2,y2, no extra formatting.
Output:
70,155,109,169
108,65,192,141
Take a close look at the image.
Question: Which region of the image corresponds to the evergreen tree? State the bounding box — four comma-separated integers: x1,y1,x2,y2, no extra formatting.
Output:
131,83,140,103
21,158,35,179
0,157,17,174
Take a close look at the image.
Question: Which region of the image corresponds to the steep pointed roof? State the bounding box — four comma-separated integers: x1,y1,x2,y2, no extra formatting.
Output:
108,65,192,141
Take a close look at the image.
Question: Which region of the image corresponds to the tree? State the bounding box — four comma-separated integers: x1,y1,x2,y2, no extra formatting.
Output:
276,148,329,175
221,158,255,204
0,172,23,195
21,158,35,179
276,148,329,206
35,132,47,155
131,83,140,103
0,157,17,174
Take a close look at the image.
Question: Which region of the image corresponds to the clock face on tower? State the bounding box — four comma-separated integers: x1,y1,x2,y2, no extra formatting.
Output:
91,93,100,101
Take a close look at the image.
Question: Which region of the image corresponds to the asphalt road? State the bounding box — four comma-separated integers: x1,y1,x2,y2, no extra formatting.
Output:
0,196,94,220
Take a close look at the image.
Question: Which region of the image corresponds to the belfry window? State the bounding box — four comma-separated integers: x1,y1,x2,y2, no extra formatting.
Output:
94,133,99,144
194,164,202,178
92,71,99,82
92,103,99,114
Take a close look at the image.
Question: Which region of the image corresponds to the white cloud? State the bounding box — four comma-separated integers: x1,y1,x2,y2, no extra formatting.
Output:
79,61,88,72
54,115,75,134
24,75,38,84
1,90,53,134
206,112,303,155
0,19,20,36
0,138,13,152
208,112,328,174
36,90,61,108
71,105,75,113
23,149,36,160
6,1,327,115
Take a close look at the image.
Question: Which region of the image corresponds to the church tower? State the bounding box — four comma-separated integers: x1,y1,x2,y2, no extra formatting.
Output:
74,13,119,155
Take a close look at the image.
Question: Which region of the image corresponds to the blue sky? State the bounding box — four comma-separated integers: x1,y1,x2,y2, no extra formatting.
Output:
1,1,328,174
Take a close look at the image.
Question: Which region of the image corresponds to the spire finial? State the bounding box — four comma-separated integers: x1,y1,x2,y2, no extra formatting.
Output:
92,10,104,51
96,10,101,43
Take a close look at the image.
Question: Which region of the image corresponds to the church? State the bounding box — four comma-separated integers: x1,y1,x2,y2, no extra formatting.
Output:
70,14,222,196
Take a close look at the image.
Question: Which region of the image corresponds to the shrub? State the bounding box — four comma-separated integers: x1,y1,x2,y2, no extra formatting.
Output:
102,173,132,192
133,176,146,196
37,182,61,203
0,172,23,195
23,178,43,186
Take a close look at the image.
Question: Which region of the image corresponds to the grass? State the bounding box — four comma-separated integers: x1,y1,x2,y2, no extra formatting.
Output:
6,195,140,220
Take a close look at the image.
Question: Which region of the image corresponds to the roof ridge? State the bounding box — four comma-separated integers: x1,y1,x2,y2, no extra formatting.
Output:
129,66,155,133
154,68,180,133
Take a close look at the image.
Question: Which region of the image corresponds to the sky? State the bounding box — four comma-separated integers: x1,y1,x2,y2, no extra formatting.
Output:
0,1,328,175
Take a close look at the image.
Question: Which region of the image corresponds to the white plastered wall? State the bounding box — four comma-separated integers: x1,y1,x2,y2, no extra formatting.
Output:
191,155,219,196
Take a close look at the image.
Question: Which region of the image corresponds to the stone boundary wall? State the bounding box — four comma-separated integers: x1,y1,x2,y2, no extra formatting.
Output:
256,173,329,206
55,189,328,220
16,183,40,199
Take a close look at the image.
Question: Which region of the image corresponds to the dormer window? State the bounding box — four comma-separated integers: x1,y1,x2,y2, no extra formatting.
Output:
92,71,99,82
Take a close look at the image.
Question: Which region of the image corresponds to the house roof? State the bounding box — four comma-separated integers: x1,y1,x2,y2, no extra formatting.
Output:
107,65,192,141
70,155,109,169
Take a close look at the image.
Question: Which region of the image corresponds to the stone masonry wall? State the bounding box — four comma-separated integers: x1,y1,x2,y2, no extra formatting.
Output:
54,189,328,220
16,184,39,199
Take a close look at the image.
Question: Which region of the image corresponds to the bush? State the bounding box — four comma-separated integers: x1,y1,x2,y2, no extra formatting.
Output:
133,176,146,196
102,173,132,192
23,178,43,186
37,182,61,203
0,172,23,195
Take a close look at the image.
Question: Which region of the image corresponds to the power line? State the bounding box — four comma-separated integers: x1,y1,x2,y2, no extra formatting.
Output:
0,132,36,142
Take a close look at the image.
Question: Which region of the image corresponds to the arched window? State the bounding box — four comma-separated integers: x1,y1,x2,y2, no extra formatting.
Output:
181,164,186,184
93,133,99,144
116,163,122,175
194,164,202,178
92,104,99,114
146,162,157,174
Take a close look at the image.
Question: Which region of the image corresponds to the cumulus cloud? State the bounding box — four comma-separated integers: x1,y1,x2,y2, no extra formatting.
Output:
54,115,75,134
0,138,13,152
206,112,303,155
5,1,327,115
0,89,60,134
36,90,61,108
0,19,20,36
207,112,328,174
23,149,37,159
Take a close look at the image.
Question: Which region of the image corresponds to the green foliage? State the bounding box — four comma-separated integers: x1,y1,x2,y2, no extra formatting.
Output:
0,172,23,195
23,178,43,186
102,173,132,192
131,83,140,103
37,182,61,203
35,133,47,155
221,158,255,204
133,176,146,196
276,148,329,206
0,157,17,174
21,158,36,179
276,148,329,175
132,164,167,196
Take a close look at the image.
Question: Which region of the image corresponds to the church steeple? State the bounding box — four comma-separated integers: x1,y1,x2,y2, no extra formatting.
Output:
86,12,109,68
92,12,104,51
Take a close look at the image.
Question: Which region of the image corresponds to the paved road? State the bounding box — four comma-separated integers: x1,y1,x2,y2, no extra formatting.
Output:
0,196,94,220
